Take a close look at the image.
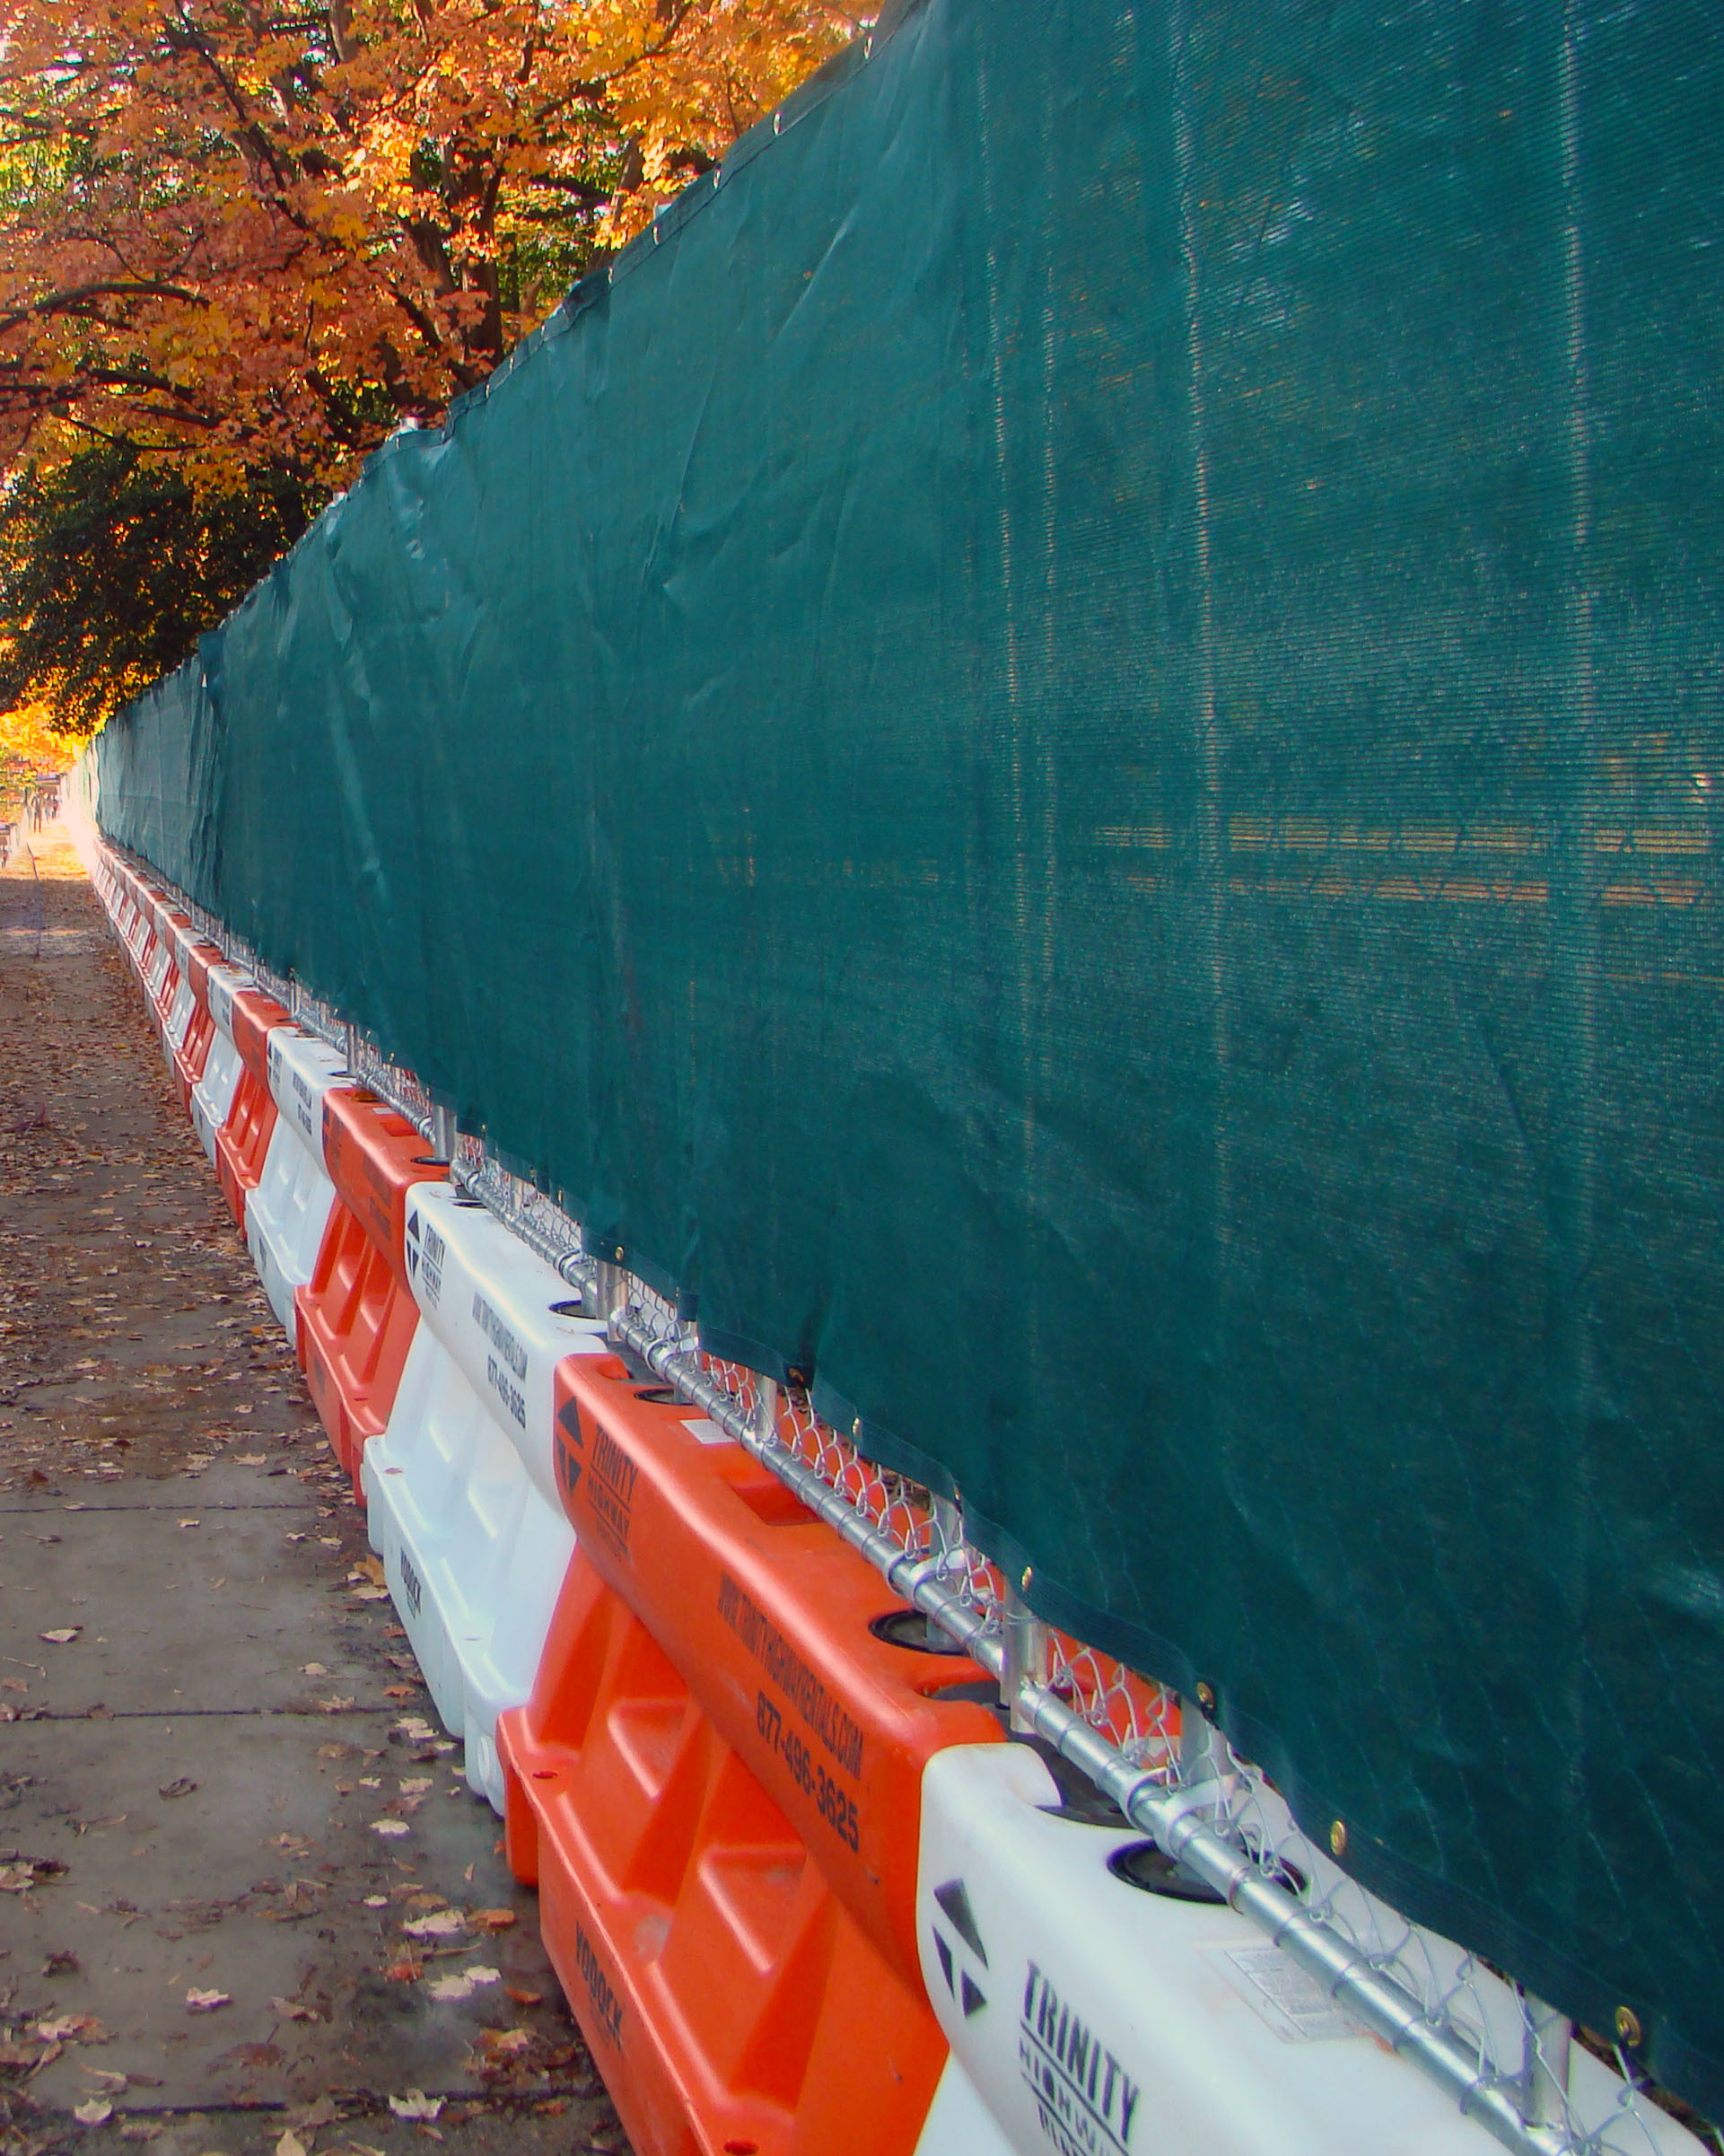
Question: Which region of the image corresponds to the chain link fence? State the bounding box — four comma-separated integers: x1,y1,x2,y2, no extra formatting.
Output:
95,837,1718,2156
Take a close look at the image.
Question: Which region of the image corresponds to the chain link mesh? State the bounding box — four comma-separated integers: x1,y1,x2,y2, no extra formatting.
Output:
346,1028,437,1135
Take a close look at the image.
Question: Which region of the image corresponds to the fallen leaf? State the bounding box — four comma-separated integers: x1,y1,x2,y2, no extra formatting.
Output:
468,1908,517,1933
236,1453,267,1465
177,1520,200,1529
505,1987,543,2007
382,1685,416,1699
401,1910,466,1940
74,2099,113,2125
363,1894,389,1907
44,1949,81,1976
185,1988,230,2012
158,1777,197,1800
370,1819,410,1838
383,1959,421,1983
476,2027,532,2056
38,2013,105,2042
275,2131,308,2156
217,2042,282,2072
387,2092,442,2122
349,1586,389,1602
318,1696,356,1713
39,1627,82,1644
270,1998,320,2022
424,1967,500,2003
0,1854,66,1889
302,1663,328,1678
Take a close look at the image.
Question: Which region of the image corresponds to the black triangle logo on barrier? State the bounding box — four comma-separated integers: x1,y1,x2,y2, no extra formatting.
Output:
407,1213,420,1242
556,1398,585,1449
933,1879,987,1966
933,1933,954,1997
960,1972,987,2020
407,1245,419,1278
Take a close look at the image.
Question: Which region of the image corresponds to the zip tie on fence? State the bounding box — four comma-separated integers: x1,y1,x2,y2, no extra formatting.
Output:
605,1299,1573,2156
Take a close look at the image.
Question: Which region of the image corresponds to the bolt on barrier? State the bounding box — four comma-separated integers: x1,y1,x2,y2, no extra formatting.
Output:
88,838,1711,2156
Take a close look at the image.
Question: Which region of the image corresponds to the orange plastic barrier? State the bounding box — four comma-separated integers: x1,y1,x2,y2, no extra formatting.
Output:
213,987,290,1226
498,1360,1002,2156
145,907,191,1027
169,938,227,1113
294,1087,446,1499
121,879,158,973
128,897,159,977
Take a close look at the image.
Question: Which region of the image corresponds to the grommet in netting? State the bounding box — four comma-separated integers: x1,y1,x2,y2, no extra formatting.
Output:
1107,1841,1226,1906
869,1608,968,1656
1615,2005,1644,2048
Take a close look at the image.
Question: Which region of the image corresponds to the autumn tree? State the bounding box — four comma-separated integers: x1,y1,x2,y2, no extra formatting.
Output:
0,440,324,736
0,1,859,485
0,697,64,815
0,0,862,730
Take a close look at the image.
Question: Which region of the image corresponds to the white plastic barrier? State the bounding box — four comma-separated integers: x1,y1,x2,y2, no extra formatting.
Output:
363,1182,609,1810
163,971,197,1065
912,2061,1017,2156
130,914,157,977
190,967,252,1162
144,924,174,1012
915,1746,1711,2156
244,1028,349,1345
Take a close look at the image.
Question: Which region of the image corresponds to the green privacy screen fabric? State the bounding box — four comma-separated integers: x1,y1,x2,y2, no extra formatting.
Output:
89,0,1724,2110
87,656,222,903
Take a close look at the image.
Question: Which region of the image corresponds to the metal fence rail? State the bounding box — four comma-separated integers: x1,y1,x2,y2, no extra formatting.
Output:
98,836,1712,2156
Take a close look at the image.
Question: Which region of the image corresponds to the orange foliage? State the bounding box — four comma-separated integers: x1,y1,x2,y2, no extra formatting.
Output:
0,0,862,485
0,700,66,813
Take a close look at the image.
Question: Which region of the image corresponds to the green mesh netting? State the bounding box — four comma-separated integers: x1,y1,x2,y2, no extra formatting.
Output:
91,0,1724,2110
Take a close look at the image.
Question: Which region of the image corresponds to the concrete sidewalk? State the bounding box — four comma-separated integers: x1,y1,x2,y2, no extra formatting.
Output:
0,820,626,2155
